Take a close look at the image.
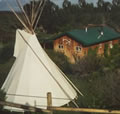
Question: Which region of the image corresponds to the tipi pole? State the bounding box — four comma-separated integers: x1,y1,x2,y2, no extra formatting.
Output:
31,0,43,25
33,0,47,30
15,0,34,33
31,0,35,23
47,92,53,114
5,0,31,33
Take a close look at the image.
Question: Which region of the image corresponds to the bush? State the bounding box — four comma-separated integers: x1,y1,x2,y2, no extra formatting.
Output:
0,89,6,110
71,55,104,77
0,43,14,64
46,49,72,74
104,43,120,70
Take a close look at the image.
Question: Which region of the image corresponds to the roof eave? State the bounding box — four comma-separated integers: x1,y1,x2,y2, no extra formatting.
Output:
83,37,120,47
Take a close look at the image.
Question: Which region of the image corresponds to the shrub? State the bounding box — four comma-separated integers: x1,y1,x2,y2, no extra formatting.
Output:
71,55,104,77
0,42,14,64
46,49,72,74
0,89,6,110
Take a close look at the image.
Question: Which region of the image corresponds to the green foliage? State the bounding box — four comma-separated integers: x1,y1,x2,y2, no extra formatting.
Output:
103,44,120,70
34,0,120,33
71,56,102,77
110,44,120,56
0,89,6,110
0,58,15,88
1,0,120,35
88,47,98,56
0,42,14,64
104,43,109,57
46,49,72,74
0,89,6,101
0,43,15,88
75,70,120,109
0,12,20,43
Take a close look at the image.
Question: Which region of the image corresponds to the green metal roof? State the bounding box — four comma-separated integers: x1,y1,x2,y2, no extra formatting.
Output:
54,26,120,46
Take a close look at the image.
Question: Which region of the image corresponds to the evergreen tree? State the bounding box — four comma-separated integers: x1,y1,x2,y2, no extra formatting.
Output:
78,0,86,8
97,0,104,8
63,0,71,9
112,0,120,6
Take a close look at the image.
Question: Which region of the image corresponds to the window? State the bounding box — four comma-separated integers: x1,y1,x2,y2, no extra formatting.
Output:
76,46,82,52
109,41,113,49
58,44,64,49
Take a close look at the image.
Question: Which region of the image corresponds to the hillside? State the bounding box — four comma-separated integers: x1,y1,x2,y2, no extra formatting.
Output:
0,11,21,43
0,0,120,113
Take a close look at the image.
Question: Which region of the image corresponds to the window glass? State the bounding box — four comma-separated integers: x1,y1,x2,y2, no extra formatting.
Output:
59,44,64,49
76,46,82,52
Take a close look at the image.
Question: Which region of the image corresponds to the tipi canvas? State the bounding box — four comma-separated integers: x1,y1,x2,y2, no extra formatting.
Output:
1,0,82,112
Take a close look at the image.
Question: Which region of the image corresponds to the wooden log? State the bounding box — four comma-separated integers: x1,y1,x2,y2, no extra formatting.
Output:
0,101,49,113
1,100,120,114
47,92,53,114
49,107,120,114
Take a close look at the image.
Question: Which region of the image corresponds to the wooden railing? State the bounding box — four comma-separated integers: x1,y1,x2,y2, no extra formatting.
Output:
0,92,120,114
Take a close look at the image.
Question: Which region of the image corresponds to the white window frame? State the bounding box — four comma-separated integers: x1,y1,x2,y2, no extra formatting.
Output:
58,44,64,49
76,46,82,52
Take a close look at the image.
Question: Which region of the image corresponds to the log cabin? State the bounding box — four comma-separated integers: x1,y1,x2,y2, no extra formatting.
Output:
53,26,120,63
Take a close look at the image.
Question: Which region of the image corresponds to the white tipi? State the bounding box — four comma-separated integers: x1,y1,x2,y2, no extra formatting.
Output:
1,0,82,112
